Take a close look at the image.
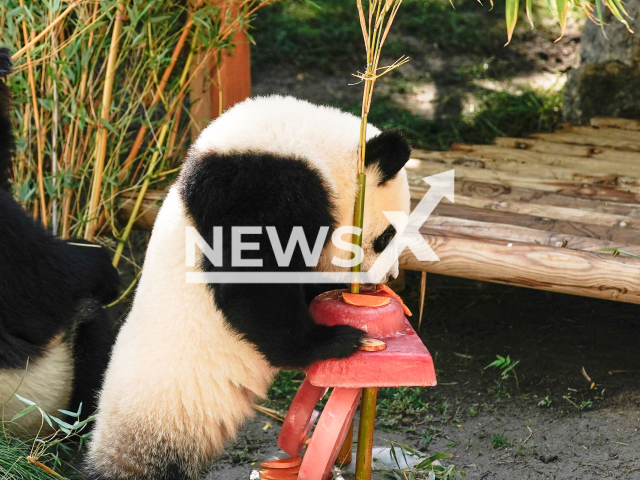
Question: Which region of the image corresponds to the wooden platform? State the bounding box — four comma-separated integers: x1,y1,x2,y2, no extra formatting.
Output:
401,117,640,304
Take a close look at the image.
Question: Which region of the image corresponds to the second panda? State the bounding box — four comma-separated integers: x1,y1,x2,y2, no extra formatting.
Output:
86,95,412,480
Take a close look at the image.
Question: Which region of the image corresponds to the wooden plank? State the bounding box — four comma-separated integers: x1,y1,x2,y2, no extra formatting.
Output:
399,234,640,304
424,216,640,255
590,117,640,131
411,177,640,218
561,125,640,142
411,150,640,190
426,202,640,245
449,195,638,231
493,137,640,163
439,144,640,176
117,190,165,230
530,132,640,151
406,161,640,204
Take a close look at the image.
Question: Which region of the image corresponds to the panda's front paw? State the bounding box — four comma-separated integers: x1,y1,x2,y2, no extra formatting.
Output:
310,324,366,362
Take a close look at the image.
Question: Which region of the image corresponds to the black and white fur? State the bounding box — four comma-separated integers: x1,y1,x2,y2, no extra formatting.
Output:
87,95,412,480
0,48,119,434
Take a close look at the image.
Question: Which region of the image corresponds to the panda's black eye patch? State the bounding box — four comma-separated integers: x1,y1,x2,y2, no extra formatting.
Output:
373,224,396,253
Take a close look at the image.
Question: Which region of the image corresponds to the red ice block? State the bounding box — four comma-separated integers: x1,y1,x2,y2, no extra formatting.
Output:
309,289,406,337
306,290,437,388
297,387,361,480
277,378,327,457
277,289,437,480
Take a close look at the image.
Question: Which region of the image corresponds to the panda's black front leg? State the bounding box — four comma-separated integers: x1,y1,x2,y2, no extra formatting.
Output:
211,283,365,369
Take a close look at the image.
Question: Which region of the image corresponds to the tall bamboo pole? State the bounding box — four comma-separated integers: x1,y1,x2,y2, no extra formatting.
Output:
85,0,125,240
351,3,407,479
19,0,47,227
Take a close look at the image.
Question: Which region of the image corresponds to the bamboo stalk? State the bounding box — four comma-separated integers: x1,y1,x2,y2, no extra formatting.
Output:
118,14,194,182
19,0,47,227
112,123,170,267
11,0,81,60
85,0,125,240
355,387,377,480
351,0,406,294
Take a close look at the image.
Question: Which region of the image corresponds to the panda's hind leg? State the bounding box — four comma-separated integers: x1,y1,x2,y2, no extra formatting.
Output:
68,299,116,418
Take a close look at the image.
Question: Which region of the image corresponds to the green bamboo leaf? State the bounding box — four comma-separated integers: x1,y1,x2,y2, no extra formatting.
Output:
11,404,37,422
14,393,36,406
595,0,606,34
526,0,534,27
414,452,453,470
607,0,634,32
556,0,569,39
505,0,519,45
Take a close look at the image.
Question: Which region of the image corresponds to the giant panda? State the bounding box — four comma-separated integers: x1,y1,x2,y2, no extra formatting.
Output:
0,48,120,435
86,95,412,480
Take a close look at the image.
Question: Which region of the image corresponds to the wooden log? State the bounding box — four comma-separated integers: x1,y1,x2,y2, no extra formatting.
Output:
440,144,640,176
411,178,640,218
406,161,640,204
411,150,640,189
399,234,640,304
425,202,640,245
530,132,640,151
590,117,640,131
560,125,640,142
117,190,165,230
492,137,640,164
423,216,640,255
449,195,638,231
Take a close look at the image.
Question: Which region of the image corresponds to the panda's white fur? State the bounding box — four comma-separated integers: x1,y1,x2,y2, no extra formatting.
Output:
87,188,276,479
86,96,411,480
0,334,74,433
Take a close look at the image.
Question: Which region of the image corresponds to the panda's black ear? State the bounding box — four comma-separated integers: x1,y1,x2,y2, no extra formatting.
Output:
364,129,411,185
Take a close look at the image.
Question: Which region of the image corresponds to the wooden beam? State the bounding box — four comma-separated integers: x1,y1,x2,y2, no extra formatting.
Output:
448,195,638,231
492,137,640,163
530,132,640,151
440,144,640,176
590,117,640,131
423,216,640,255
412,177,640,218
399,234,640,304
406,161,640,204
423,202,640,245
561,125,640,141
411,150,640,190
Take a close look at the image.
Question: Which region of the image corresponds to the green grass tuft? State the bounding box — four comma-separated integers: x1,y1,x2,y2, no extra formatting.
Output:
0,434,80,480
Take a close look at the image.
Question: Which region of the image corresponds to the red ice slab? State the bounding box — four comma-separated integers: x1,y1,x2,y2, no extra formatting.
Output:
310,289,406,337
277,378,327,457
305,319,437,388
298,387,361,480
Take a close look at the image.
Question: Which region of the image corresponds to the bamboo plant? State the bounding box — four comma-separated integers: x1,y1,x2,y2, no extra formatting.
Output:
505,0,633,44
2,0,276,269
350,2,407,479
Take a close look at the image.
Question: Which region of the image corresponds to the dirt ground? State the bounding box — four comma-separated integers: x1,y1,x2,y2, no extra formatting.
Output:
207,272,640,480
